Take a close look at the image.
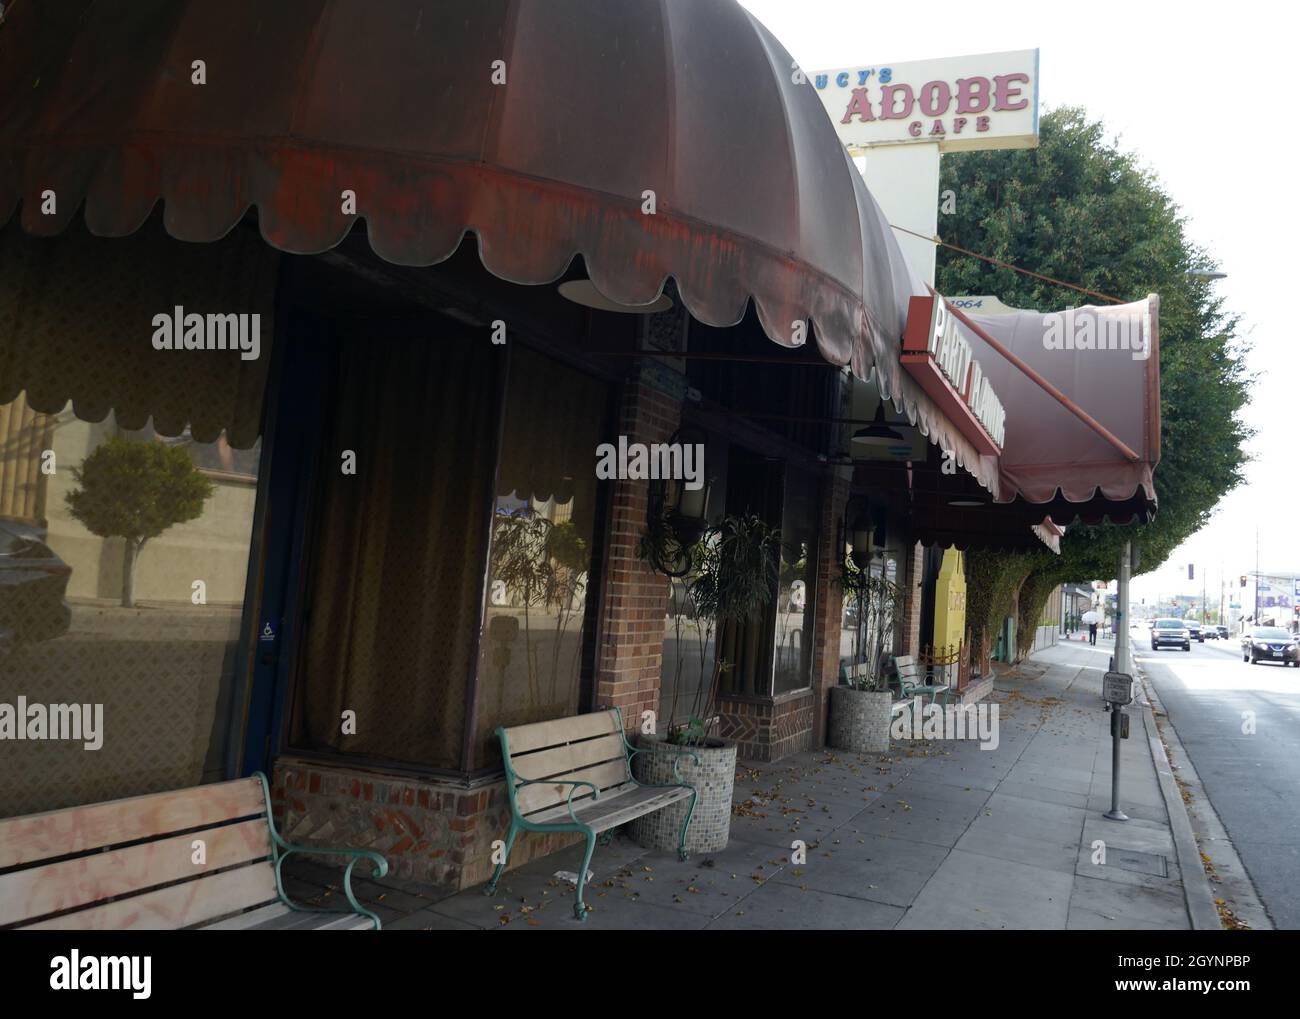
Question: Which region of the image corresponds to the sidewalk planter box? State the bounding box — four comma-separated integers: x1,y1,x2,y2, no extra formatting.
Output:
630,734,737,855
828,686,893,753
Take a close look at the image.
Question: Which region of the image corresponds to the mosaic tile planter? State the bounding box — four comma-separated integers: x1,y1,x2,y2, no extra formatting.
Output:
828,686,893,753
629,734,736,855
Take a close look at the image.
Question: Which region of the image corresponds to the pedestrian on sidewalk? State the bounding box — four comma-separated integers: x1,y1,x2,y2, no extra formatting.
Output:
1088,620,1098,645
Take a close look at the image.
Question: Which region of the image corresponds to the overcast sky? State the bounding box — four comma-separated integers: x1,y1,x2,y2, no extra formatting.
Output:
739,0,1297,609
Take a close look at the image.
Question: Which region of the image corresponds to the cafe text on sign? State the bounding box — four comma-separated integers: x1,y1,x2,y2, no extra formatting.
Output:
812,50,1039,153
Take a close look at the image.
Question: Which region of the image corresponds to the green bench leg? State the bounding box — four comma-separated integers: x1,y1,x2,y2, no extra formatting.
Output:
573,829,597,921
484,821,518,896
676,789,698,863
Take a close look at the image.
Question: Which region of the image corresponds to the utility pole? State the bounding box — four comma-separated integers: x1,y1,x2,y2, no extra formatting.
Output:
1116,542,1132,675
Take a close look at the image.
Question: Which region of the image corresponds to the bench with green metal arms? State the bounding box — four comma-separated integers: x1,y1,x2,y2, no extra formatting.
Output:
0,772,387,930
893,653,951,706
485,707,698,921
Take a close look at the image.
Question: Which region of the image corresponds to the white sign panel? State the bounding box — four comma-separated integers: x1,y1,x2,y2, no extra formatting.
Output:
812,50,1040,153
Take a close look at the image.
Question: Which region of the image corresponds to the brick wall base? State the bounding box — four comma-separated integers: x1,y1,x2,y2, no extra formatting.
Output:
270,756,579,892
716,688,814,762
953,674,995,705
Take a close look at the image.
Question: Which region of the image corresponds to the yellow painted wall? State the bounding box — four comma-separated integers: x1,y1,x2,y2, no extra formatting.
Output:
932,547,967,651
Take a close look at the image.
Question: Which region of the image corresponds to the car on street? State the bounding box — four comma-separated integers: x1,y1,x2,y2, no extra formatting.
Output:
0,518,73,657
1150,617,1191,652
1186,620,1204,642
1241,626,1300,666
1216,625,1229,639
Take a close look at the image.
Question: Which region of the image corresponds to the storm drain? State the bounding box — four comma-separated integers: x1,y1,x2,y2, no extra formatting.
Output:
1107,848,1169,877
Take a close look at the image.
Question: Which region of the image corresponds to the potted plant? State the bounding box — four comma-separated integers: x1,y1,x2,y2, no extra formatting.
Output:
829,553,904,753
632,512,779,855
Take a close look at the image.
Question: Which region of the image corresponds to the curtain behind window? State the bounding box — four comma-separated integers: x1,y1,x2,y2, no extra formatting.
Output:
471,347,608,768
289,334,497,769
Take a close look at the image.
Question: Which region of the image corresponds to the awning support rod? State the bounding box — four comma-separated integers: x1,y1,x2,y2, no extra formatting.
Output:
936,292,1141,463
593,350,837,368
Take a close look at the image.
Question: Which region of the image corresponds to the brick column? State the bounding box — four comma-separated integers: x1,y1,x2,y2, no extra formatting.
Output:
811,472,850,747
900,541,925,656
593,364,683,732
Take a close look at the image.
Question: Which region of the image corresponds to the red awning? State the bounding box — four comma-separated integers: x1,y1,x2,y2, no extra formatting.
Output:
966,297,1160,519
904,294,1161,527
1,1,927,386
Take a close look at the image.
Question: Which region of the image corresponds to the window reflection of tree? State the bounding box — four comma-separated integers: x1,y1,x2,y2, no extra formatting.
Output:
487,501,589,719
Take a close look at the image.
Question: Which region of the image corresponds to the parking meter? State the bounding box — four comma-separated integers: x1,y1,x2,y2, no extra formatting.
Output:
1103,672,1132,706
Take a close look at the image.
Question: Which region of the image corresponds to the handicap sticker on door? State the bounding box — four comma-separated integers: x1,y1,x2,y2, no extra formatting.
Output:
260,622,276,642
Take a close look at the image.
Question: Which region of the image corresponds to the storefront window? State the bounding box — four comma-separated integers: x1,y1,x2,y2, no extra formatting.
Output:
774,468,818,694
0,397,260,818
471,347,608,768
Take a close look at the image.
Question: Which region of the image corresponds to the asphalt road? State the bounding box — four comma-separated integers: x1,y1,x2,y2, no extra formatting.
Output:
1133,629,1300,929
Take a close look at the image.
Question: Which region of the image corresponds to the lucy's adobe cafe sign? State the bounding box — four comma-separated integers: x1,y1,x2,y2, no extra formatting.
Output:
812,50,1040,285
812,50,1040,153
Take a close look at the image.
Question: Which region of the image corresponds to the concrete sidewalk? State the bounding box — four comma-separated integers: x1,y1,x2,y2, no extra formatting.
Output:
284,640,1212,929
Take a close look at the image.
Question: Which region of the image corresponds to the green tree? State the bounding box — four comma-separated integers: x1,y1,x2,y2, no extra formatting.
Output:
65,437,215,607
938,108,1251,655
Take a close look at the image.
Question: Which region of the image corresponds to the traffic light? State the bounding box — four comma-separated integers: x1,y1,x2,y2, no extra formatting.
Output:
1240,575,1248,588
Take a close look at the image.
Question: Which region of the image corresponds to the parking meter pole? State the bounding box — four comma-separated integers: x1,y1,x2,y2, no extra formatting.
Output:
1102,670,1133,823
1104,706,1128,821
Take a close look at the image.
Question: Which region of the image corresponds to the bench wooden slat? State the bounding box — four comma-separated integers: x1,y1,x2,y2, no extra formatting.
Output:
0,817,271,927
511,732,626,783
22,863,278,930
503,710,621,755
198,904,374,930
525,781,640,825
516,759,631,816
201,902,294,930
311,913,377,930
0,778,265,869
578,786,693,833
524,783,693,831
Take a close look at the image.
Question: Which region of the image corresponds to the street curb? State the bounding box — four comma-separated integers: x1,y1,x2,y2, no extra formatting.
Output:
1134,668,1222,930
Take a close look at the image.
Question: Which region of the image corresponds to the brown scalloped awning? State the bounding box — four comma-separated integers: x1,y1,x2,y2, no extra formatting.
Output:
902,294,1161,551
0,0,998,492
964,297,1160,515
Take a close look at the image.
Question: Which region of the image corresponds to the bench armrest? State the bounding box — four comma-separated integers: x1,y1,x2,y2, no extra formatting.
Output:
514,778,600,825
252,771,388,930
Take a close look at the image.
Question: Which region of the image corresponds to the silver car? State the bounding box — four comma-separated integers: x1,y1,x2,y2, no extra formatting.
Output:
1150,618,1191,652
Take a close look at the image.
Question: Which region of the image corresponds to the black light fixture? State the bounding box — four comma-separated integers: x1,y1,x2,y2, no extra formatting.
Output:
643,428,711,577
947,495,987,507
851,402,905,447
840,495,876,569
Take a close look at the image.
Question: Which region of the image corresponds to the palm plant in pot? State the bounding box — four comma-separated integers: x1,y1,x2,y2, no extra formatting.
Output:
634,512,779,854
829,552,904,753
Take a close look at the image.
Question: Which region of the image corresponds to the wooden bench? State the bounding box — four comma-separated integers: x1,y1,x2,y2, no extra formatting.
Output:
486,707,698,921
0,772,387,930
893,653,950,706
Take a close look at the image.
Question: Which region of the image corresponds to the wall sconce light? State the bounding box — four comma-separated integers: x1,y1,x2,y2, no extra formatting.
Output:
642,428,711,577
840,495,877,570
